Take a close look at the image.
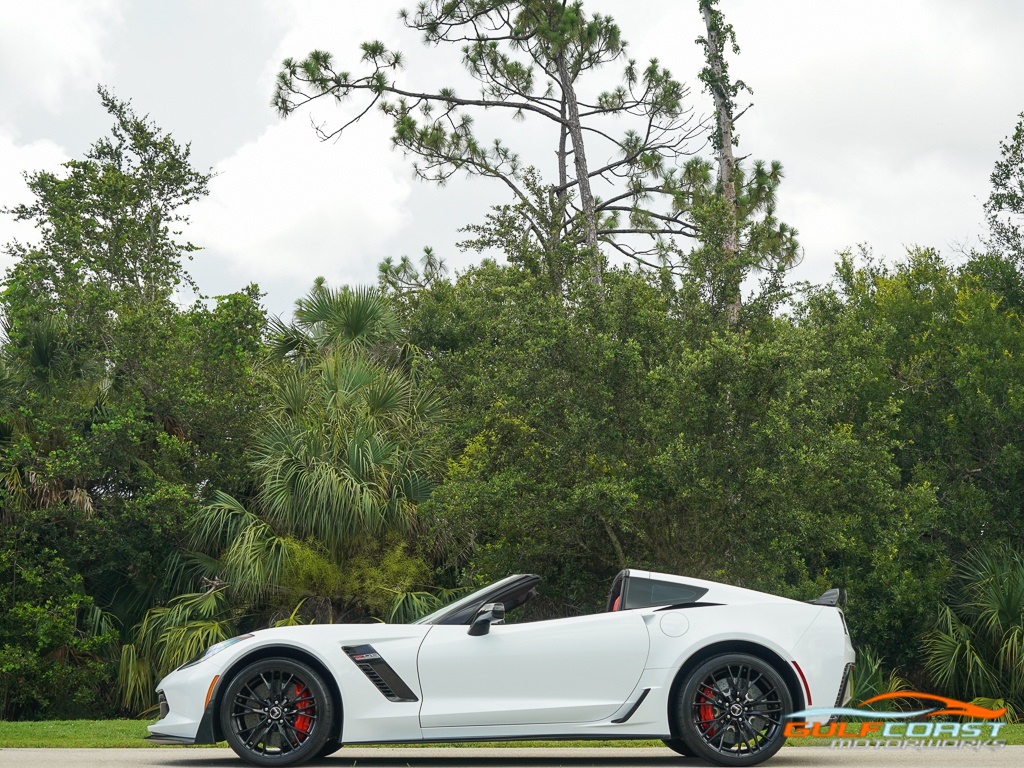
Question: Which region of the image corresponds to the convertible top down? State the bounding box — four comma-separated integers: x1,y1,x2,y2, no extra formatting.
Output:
148,569,855,766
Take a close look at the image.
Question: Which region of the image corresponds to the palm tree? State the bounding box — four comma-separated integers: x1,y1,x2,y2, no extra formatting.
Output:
923,546,1024,722
203,283,441,569
268,280,403,366
120,284,443,711
847,646,910,708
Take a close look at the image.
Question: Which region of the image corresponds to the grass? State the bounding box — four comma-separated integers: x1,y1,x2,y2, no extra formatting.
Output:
0,720,1021,748
0,720,159,748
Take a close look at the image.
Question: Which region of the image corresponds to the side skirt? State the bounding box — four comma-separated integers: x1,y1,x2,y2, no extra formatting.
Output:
342,734,670,745
145,733,196,745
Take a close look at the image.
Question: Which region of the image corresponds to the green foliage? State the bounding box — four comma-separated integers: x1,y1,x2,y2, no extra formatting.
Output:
403,245,1016,664
125,280,448,709
0,549,115,719
335,539,433,620
118,588,237,715
2,86,209,342
923,546,1024,722
847,647,910,708
0,90,266,718
835,248,1024,554
987,112,1024,256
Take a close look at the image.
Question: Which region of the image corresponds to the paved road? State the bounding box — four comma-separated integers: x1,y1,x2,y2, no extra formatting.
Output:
0,747,1019,767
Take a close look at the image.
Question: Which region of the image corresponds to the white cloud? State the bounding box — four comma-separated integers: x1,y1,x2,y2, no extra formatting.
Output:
0,0,123,113
0,129,68,273
188,115,412,300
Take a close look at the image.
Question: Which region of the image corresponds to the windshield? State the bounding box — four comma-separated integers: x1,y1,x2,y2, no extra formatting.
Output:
412,574,523,625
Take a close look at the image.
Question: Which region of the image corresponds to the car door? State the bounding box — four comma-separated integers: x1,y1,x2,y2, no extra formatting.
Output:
417,610,649,728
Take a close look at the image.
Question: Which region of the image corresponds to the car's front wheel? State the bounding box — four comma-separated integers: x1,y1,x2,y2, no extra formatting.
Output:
662,737,695,757
672,652,791,766
316,738,343,758
220,657,334,767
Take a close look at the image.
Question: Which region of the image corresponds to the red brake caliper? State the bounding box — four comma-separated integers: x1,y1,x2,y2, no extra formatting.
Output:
699,685,716,737
294,684,312,739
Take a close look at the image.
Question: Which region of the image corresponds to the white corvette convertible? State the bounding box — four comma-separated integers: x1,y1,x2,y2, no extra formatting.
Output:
148,569,854,766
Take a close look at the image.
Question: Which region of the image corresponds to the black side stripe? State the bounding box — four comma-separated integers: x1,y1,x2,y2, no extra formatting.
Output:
343,644,419,702
612,688,651,723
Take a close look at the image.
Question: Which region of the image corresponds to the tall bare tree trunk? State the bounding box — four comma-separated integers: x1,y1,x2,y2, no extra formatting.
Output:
548,98,570,294
557,52,602,286
701,1,741,325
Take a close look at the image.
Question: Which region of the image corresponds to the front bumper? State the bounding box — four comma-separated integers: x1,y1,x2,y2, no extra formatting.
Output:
146,663,222,744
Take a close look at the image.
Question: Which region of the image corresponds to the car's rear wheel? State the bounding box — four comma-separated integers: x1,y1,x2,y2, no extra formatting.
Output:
220,657,334,767
672,653,791,767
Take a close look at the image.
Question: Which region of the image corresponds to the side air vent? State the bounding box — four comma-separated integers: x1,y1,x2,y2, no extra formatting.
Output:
343,645,419,703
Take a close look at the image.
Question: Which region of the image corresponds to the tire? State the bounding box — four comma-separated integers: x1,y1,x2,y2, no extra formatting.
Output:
662,737,695,757
220,657,335,767
672,653,791,767
316,738,343,758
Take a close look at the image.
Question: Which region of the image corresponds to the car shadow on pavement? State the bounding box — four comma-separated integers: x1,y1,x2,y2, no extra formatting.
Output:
310,761,698,767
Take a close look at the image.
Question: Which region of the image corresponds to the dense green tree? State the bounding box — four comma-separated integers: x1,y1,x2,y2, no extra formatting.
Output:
398,252,945,667
833,248,1024,555
407,260,676,610
2,86,208,347
0,90,266,718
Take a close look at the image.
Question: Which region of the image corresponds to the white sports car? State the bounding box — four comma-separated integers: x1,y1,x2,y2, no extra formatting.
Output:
148,569,855,767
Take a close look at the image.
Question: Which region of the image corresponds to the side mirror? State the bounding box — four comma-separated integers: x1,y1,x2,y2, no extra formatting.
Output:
468,602,505,636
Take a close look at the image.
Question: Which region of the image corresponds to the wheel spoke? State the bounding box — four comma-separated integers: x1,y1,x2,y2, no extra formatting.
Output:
279,672,296,700
245,718,273,749
283,719,312,740
739,716,762,748
747,688,779,706
715,724,730,751
729,665,740,698
745,671,765,696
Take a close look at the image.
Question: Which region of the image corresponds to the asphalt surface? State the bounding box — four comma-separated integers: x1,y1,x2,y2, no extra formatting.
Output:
0,747,1019,767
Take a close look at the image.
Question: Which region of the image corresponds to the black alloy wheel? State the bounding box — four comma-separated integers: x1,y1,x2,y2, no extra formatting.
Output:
674,653,791,766
221,657,335,766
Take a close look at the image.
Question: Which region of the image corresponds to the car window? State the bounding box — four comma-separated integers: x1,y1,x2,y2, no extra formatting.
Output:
412,574,541,625
623,578,708,609
412,575,522,625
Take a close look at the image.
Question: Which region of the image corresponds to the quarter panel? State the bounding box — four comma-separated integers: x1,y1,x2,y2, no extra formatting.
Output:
642,603,823,673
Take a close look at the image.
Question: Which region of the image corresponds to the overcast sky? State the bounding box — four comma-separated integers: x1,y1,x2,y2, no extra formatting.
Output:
2,0,1022,317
